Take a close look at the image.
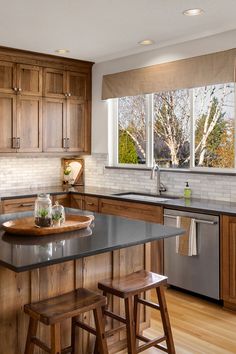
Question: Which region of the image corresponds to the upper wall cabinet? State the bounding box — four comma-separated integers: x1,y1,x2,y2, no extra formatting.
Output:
0,61,16,94
43,68,66,98
44,68,88,100
17,64,42,96
0,46,93,155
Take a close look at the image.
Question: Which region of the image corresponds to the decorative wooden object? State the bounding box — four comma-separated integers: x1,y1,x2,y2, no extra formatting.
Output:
62,158,84,186
24,288,108,354
2,214,94,236
98,270,175,354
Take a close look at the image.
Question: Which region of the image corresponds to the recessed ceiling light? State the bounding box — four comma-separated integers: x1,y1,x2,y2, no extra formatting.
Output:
183,8,204,16
138,39,155,46
55,49,70,54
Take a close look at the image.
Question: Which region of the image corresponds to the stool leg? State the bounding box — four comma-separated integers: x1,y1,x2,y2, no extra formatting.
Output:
71,317,76,354
25,317,38,354
124,297,136,354
156,286,175,354
133,295,140,347
51,323,61,354
93,306,108,354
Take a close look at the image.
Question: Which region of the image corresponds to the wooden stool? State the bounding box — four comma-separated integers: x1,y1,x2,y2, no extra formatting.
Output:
24,288,108,354
98,270,175,354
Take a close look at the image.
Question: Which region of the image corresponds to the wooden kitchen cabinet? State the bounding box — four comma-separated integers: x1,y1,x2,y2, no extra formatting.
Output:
84,196,99,212
221,215,236,310
43,97,67,152
17,96,42,152
17,64,42,96
0,46,93,156
0,93,17,152
0,61,16,94
2,197,36,213
43,68,67,98
99,198,164,273
53,194,71,208
70,194,84,209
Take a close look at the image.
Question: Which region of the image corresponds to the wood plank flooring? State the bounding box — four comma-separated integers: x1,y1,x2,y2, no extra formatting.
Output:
119,288,236,354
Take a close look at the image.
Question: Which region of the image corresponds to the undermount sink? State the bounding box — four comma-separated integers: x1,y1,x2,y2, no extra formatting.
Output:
113,192,181,203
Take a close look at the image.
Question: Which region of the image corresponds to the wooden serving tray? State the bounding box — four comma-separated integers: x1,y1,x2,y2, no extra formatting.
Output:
2,214,94,236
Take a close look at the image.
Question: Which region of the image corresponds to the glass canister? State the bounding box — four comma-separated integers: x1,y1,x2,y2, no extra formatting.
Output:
34,193,52,227
52,201,65,227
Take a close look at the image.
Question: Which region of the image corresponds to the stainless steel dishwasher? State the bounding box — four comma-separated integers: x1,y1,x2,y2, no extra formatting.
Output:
164,209,220,300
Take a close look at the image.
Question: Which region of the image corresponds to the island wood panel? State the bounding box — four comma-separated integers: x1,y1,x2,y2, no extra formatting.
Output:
221,215,236,310
99,198,164,274
0,266,30,354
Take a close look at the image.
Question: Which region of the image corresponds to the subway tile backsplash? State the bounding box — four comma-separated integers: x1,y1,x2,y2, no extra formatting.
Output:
0,153,236,202
83,154,236,202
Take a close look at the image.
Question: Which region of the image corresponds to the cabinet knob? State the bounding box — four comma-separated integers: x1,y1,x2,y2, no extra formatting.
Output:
68,93,71,97
13,87,18,92
65,93,68,98
18,88,22,92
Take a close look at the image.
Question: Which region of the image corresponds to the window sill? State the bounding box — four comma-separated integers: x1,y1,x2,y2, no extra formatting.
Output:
105,165,236,176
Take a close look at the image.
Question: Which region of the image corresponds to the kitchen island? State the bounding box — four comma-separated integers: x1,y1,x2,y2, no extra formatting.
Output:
0,208,183,354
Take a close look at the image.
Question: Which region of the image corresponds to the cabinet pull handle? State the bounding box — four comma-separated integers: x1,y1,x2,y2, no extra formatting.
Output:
62,138,67,149
12,137,16,148
164,214,217,225
67,138,70,148
87,202,94,206
18,203,34,207
16,137,20,149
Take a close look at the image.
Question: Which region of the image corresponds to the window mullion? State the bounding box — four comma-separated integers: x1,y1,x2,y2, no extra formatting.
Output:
190,89,195,169
146,94,154,167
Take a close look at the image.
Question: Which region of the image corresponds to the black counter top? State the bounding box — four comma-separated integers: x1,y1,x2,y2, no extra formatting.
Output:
0,208,184,272
1,185,236,216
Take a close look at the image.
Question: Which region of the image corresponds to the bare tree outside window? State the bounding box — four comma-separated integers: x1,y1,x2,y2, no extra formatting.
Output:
118,95,146,164
194,83,234,168
153,90,190,168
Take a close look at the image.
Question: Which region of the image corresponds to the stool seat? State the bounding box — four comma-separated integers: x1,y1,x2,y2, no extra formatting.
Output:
98,270,167,298
25,288,106,325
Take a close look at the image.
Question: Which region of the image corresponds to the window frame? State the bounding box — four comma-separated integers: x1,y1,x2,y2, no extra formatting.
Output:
109,83,236,172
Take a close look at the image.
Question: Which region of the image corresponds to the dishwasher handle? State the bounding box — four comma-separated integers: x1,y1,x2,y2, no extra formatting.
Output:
164,214,218,225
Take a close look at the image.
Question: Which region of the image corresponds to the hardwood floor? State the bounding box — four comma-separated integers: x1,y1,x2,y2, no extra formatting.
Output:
119,288,236,354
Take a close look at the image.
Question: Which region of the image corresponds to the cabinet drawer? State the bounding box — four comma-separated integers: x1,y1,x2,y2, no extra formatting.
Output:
84,196,99,212
99,198,163,223
3,197,36,213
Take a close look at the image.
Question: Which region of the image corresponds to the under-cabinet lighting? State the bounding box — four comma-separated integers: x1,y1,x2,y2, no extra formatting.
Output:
183,8,204,16
138,39,155,46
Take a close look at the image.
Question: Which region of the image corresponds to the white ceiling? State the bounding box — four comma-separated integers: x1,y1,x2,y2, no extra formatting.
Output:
0,0,236,63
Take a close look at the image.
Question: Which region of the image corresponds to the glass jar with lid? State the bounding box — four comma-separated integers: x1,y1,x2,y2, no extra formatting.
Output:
52,201,65,227
34,193,52,227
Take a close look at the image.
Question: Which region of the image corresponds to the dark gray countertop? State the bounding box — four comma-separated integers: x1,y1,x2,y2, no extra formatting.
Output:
1,185,236,216
0,208,184,272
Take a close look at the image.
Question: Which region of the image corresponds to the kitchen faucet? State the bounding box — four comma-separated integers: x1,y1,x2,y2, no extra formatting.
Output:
151,163,167,195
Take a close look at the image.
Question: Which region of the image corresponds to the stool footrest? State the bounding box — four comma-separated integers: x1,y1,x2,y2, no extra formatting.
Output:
137,298,160,311
75,319,97,336
104,324,126,337
104,309,126,324
31,337,50,353
136,334,167,353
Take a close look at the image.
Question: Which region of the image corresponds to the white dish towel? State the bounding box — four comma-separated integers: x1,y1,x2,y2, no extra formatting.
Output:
175,216,197,256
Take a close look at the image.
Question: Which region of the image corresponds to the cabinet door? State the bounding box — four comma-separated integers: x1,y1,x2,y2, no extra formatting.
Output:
0,61,16,93
70,194,84,209
3,197,36,213
43,68,66,98
53,194,70,208
84,196,99,212
0,93,17,152
66,100,86,152
17,96,42,152
17,64,42,96
67,71,87,100
221,215,236,309
43,98,67,152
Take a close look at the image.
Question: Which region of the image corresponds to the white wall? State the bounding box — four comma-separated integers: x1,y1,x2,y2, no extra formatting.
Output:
92,29,236,153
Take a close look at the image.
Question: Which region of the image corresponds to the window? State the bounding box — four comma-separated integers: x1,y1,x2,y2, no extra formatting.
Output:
111,82,235,171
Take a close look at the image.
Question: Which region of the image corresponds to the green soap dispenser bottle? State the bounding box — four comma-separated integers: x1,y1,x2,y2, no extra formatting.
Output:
184,182,192,199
